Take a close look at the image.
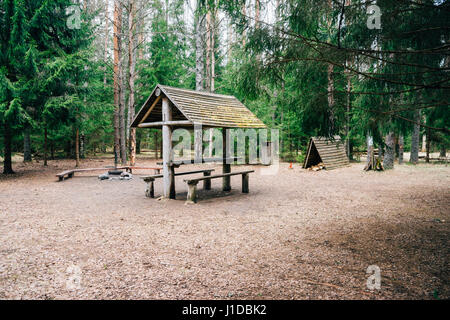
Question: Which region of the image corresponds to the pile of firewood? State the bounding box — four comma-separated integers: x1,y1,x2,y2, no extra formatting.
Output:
309,162,325,171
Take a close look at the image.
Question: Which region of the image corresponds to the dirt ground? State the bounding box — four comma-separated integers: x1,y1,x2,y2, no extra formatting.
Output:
0,157,449,300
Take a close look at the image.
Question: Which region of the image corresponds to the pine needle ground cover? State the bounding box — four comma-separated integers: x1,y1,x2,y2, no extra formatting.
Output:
0,159,448,299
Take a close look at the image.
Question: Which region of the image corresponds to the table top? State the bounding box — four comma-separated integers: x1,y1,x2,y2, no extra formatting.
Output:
157,157,242,166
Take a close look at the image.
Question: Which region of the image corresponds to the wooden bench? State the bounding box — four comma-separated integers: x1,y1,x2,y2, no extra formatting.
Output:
141,169,215,198
184,170,255,203
56,166,161,181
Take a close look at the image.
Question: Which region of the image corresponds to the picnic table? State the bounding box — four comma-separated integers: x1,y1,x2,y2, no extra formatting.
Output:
152,157,244,199
56,166,161,181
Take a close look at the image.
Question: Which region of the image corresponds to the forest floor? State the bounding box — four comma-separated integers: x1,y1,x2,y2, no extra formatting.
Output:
0,157,449,300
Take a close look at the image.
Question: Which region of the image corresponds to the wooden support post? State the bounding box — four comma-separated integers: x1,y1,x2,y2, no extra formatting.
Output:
208,128,213,158
194,124,203,164
203,171,211,190
222,128,231,191
162,97,175,199
242,173,249,193
170,165,176,199
145,179,155,198
187,181,198,203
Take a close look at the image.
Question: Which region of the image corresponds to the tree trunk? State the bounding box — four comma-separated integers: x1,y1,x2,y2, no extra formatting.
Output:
136,130,141,154
75,127,80,167
80,133,85,159
425,128,431,163
44,127,48,167
128,0,137,166
210,7,216,92
113,0,122,168
119,41,127,165
50,141,55,160
326,0,335,134
378,143,384,164
65,140,71,159
366,134,373,165
23,130,32,162
205,9,211,92
3,123,14,174
129,132,136,165
227,18,232,64
346,70,351,158
422,134,426,152
104,0,109,86
195,1,205,91
398,135,404,164
383,132,395,169
241,4,246,47
440,145,446,158
327,63,335,134
255,0,260,29
165,0,169,25
409,109,420,164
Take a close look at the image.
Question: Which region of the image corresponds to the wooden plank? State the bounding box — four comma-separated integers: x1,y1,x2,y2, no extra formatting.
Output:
139,95,161,124
322,157,349,163
315,147,345,153
184,170,255,183
138,120,192,128
319,153,348,158
320,153,348,159
321,155,349,161
141,169,215,180
303,138,313,168
326,161,350,165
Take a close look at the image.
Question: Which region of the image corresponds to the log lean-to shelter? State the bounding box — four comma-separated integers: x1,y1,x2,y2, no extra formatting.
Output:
303,136,350,170
130,84,267,199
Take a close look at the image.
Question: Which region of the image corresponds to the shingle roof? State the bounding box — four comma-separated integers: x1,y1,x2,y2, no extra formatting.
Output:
131,85,267,128
303,136,350,170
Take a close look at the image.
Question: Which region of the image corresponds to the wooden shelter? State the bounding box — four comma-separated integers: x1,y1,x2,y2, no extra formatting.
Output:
303,136,349,170
131,84,266,199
